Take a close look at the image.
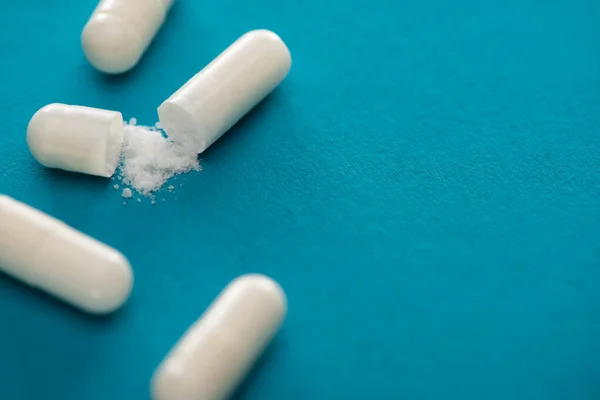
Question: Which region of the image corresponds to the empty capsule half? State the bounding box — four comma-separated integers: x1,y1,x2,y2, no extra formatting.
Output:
158,29,292,154
27,103,124,178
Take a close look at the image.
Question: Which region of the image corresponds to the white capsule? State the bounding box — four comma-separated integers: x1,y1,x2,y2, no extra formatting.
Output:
82,0,175,74
151,274,287,400
0,196,133,314
158,29,292,154
27,103,124,178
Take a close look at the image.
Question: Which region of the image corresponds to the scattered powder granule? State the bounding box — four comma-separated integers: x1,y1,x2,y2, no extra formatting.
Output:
137,198,142,203
122,188,133,198
118,122,200,196
113,184,119,190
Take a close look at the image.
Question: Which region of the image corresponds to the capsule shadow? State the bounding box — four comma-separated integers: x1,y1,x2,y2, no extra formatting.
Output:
0,272,130,322
230,337,285,400
39,166,112,190
0,273,127,398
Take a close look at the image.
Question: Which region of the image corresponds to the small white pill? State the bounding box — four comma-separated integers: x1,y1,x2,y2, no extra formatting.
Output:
0,196,133,314
82,0,175,74
158,29,292,154
151,274,287,400
27,103,124,178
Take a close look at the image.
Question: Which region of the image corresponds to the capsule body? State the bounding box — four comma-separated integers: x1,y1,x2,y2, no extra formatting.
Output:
158,29,292,154
82,0,174,74
151,274,287,400
0,196,133,314
27,103,124,178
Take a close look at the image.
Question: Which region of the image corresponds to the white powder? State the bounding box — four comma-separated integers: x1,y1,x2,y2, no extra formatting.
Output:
122,188,133,198
113,184,119,190
118,123,201,196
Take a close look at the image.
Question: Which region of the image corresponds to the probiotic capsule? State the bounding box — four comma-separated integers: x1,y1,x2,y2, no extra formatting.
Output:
158,29,292,154
27,103,124,178
82,0,175,74
151,274,287,400
0,196,133,314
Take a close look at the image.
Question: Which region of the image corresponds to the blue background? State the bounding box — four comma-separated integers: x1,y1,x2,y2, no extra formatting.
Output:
0,0,599,399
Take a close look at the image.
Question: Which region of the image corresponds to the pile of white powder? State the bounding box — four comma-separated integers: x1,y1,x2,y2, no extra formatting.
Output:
116,119,201,196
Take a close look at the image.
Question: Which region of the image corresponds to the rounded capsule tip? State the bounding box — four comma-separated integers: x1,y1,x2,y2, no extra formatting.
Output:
26,104,60,168
81,14,143,74
246,29,292,73
232,273,288,315
83,252,134,314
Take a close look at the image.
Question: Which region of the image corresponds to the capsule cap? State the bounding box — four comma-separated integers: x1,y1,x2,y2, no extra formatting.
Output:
27,104,124,177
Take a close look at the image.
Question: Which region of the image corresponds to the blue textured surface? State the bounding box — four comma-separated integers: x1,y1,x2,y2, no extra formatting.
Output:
1,0,600,399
